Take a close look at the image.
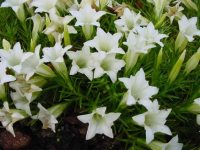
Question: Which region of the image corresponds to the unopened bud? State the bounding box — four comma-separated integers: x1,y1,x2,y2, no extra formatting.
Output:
185,48,200,74
168,50,186,83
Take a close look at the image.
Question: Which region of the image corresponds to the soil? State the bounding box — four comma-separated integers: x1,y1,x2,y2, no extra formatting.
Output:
0,115,124,150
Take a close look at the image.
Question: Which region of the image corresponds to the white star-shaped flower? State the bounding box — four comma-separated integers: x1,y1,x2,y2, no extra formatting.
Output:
21,45,43,80
92,52,125,82
0,102,25,137
84,28,124,54
123,31,155,54
114,8,148,33
67,46,94,80
10,91,32,116
0,42,26,73
29,0,58,13
42,42,72,63
9,75,42,102
134,22,168,47
70,4,106,26
132,100,172,144
178,15,200,42
78,107,121,140
36,103,58,132
119,68,159,106
166,3,184,24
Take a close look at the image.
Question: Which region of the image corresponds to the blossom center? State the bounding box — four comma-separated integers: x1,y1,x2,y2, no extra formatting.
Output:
76,58,87,68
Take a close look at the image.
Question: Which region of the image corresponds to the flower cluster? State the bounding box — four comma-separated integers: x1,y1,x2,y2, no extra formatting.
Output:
0,0,200,149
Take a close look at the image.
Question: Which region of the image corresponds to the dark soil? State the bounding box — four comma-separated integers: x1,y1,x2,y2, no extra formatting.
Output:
0,115,124,150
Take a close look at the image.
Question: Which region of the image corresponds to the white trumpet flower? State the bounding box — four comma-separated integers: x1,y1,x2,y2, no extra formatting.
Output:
36,103,58,132
85,28,124,54
134,22,168,47
30,0,58,13
119,68,159,106
178,15,200,42
42,42,71,63
166,3,184,24
0,42,26,73
132,100,172,144
114,8,148,33
77,107,121,140
92,52,125,82
9,75,42,102
70,5,106,26
10,92,32,116
20,45,43,80
67,46,94,80
0,102,26,137
70,4,106,39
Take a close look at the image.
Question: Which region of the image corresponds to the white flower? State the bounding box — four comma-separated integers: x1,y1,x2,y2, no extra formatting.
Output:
70,5,106,26
0,42,26,73
67,46,94,80
42,42,72,63
36,103,58,132
77,107,121,140
123,31,155,54
114,8,148,33
0,102,26,137
166,3,184,24
132,100,172,144
178,15,200,42
10,92,32,115
44,8,77,35
150,135,183,150
119,68,159,106
134,22,168,47
92,52,125,82
1,0,28,12
84,28,124,54
0,62,16,84
30,0,58,13
20,45,43,80
9,75,42,102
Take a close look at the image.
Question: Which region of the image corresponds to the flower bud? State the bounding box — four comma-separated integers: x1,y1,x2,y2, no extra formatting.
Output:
48,102,69,118
182,0,198,11
36,63,56,78
156,48,163,69
2,39,11,50
168,50,186,83
175,32,188,52
185,48,200,74
187,98,200,114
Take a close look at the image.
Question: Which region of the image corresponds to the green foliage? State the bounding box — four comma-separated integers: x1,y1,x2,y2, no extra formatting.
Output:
0,0,200,149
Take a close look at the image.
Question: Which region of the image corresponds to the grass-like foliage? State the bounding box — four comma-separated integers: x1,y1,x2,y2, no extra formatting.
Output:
0,0,200,149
